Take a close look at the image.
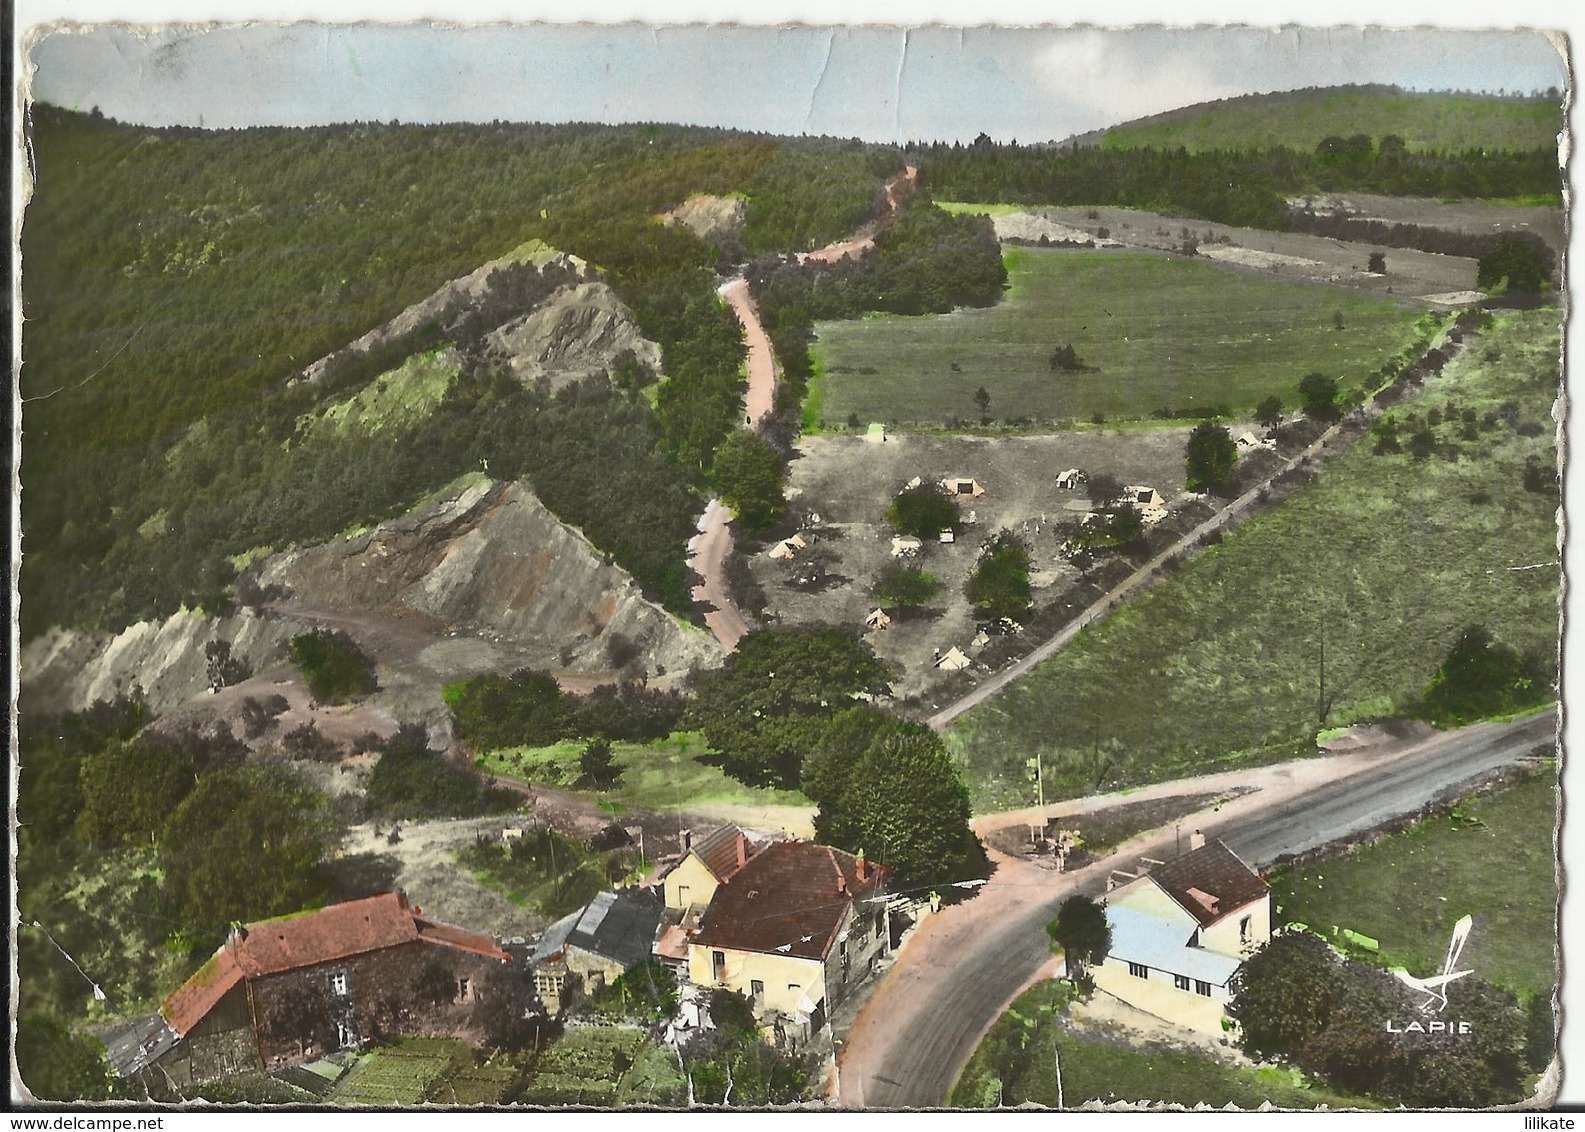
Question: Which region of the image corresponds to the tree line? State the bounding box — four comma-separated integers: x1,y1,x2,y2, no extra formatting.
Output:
21,107,898,636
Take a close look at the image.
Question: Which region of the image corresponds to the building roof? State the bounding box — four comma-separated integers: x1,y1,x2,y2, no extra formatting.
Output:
689,824,758,884
693,841,887,962
1145,840,1269,929
161,892,507,1037
537,890,663,970
100,1013,180,1079
1106,905,1243,987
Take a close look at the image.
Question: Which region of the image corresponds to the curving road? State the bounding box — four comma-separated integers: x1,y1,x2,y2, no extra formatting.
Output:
838,708,1556,1109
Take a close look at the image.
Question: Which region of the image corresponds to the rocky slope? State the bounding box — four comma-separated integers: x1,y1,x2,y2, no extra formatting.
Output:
485,281,661,393
21,476,722,730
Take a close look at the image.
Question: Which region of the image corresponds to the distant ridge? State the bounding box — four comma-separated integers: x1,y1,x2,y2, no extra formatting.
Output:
1060,84,1563,154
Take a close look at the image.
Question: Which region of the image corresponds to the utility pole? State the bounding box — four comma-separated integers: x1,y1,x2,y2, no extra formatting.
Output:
1055,1041,1064,1110
1026,754,1044,812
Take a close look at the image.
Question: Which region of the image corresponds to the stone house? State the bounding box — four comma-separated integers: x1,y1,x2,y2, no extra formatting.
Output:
150,891,512,1088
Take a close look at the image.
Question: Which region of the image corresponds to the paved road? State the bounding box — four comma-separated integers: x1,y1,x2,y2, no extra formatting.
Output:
839,708,1555,1109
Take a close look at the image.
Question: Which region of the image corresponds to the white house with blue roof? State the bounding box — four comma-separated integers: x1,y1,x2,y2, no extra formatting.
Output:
1093,835,1272,1035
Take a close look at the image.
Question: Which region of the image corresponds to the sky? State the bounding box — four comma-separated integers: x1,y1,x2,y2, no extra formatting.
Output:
20,17,1569,143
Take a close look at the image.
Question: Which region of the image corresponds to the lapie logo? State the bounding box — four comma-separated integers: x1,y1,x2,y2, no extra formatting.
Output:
1384,914,1474,1034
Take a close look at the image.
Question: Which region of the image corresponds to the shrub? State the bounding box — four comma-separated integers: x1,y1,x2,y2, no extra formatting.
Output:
287,630,377,704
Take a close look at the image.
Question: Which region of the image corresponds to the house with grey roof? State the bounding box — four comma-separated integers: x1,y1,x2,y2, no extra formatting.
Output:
1093,835,1272,1035
530,889,664,1017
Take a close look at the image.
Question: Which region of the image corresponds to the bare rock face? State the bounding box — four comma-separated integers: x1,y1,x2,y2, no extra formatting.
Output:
252,477,721,722
298,241,592,385
660,194,747,248
19,609,300,718
485,281,662,393
22,478,720,726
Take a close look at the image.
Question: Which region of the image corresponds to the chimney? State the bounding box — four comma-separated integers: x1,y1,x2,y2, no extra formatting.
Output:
1189,830,1206,852
856,849,868,882
228,922,248,947
736,835,748,868
680,829,692,854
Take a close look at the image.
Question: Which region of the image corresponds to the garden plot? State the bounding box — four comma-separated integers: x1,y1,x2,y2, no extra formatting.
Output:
753,430,1211,700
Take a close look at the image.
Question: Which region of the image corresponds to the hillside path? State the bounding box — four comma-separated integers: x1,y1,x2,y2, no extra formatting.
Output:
688,165,918,652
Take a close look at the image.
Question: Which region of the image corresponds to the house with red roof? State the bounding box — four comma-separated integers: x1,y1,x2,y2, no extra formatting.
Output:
684,840,889,1045
1094,835,1272,1035
148,891,513,1088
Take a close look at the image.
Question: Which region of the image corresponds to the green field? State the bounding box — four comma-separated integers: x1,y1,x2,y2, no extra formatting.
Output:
330,1038,472,1106
1098,89,1562,155
946,307,1560,812
1271,768,1558,999
950,980,1370,1110
811,248,1424,429
478,731,810,814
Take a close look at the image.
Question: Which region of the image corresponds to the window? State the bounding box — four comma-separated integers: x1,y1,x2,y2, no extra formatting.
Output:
678,885,690,906
329,972,348,996
1173,974,1190,991
457,977,472,1002
1240,916,1252,944
712,950,727,980
1195,980,1213,997
335,1021,354,1049
751,980,765,1001
1128,962,1149,979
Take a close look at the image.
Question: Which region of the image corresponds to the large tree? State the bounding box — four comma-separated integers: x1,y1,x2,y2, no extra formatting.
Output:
820,725,986,886
75,736,204,849
685,628,890,789
1414,625,1549,727
871,563,941,608
713,430,786,532
1476,234,1553,295
1047,895,1112,979
1255,395,1285,431
887,483,960,539
1227,931,1345,1061
1184,422,1238,493
966,532,1032,621
1298,372,1341,422
15,1016,128,1102
161,763,338,937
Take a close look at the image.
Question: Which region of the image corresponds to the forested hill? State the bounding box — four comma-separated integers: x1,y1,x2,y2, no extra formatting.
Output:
1079,84,1563,154
19,106,901,636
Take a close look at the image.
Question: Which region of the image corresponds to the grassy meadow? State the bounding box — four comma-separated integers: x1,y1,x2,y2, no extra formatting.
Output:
946,307,1560,812
477,731,810,815
810,248,1424,428
1270,767,1558,1000
1098,89,1563,155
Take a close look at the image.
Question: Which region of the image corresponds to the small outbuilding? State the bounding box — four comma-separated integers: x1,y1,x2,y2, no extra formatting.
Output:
891,535,923,558
864,423,887,444
767,534,808,560
941,477,986,498
938,529,955,544
934,646,971,671
1056,468,1087,490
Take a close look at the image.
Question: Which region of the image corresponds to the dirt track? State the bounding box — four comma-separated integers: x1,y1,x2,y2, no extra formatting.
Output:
688,166,919,653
